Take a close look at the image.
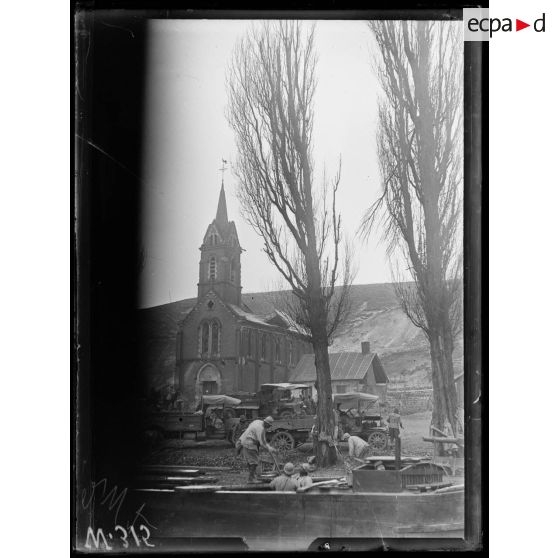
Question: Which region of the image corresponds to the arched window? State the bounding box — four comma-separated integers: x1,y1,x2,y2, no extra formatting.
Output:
201,322,210,355
211,319,220,356
208,256,216,280
199,320,221,357
260,333,268,361
230,261,235,283
275,337,281,363
209,232,218,246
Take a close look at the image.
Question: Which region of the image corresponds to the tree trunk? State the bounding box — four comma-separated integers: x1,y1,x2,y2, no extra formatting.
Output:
312,334,337,466
429,327,458,455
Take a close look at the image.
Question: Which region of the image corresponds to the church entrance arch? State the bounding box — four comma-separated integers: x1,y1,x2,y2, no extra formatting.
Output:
195,364,222,405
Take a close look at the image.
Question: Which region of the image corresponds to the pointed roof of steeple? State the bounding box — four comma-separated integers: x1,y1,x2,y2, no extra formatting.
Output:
215,181,228,229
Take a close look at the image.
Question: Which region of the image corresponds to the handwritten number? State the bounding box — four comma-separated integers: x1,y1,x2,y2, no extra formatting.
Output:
115,525,129,548
139,524,155,547
129,525,141,547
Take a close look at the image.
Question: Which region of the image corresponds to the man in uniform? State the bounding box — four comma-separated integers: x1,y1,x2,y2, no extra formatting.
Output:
269,462,298,492
387,407,404,448
342,433,373,460
238,416,277,483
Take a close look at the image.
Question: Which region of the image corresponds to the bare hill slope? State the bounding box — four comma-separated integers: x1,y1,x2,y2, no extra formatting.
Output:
138,283,463,390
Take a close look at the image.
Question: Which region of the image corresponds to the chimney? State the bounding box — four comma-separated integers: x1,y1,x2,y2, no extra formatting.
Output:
361,341,370,355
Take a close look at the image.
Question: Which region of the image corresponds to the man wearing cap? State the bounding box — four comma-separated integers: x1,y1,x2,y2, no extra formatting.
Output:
342,433,373,460
269,462,298,492
295,463,314,491
238,416,277,483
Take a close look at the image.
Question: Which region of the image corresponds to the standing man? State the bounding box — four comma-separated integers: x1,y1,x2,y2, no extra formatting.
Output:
387,407,404,448
238,416,277,483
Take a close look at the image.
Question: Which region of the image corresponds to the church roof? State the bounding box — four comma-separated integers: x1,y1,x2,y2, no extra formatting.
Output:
203,184,239,246
228,304,310,337
215,182,228,229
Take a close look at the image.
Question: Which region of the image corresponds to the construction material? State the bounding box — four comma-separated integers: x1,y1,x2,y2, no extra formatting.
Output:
134,475,219,486
139,466,204,476
422,436,462,444
298,480,341,493
174,485,222,493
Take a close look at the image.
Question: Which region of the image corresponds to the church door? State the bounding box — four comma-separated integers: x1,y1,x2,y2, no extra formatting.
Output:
202,381,218,395
196,364,222,404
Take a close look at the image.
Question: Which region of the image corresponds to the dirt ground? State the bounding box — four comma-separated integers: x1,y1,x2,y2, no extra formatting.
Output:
143,411,435,485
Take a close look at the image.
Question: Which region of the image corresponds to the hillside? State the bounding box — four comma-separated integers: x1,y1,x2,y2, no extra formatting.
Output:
137,283,463,390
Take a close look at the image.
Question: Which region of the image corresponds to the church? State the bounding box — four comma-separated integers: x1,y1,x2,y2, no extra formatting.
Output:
175,183,313,406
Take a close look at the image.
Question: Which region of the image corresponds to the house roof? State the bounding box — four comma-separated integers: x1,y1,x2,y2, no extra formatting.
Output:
291,352,389,384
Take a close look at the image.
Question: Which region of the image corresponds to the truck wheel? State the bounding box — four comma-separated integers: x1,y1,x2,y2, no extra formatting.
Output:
271,431,295,451
368,431,388,451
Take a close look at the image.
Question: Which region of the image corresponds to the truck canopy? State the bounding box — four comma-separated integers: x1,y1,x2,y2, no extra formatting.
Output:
202,395,242,407
260,383,309,391
333,392,379,410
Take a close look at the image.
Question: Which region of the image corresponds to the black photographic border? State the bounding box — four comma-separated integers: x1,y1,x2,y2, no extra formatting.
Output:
72,1,487,553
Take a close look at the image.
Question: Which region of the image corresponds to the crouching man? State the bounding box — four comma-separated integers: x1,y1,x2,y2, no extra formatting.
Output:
238,416,277,483
270,462,298,492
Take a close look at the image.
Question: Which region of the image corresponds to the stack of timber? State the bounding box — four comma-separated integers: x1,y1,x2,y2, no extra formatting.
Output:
133,465,221,490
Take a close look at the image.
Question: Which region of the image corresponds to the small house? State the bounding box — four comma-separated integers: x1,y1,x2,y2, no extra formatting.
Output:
290,342,389,402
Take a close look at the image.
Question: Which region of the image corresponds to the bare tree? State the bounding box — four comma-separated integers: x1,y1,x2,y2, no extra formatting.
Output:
361,21,463,438
227,21,352,465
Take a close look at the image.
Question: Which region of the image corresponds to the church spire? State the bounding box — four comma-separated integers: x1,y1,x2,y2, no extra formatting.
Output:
215,181,228,228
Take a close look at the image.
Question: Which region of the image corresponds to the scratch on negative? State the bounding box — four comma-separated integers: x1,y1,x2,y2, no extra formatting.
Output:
76,135,141,181
100,21,135,39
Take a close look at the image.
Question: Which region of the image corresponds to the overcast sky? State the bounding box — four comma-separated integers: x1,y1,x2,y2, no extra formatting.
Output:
139,19,393,309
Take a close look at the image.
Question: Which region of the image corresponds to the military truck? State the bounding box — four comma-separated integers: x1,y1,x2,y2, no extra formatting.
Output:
141,394,242,443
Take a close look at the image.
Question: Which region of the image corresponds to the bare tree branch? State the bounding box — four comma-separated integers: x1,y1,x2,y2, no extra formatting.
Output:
227,21,353,465
361,21,463,437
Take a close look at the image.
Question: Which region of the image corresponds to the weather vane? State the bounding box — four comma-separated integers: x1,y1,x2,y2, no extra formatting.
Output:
219,158,228,185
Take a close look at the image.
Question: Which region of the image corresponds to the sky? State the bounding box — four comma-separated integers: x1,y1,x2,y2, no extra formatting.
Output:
139,19,393,308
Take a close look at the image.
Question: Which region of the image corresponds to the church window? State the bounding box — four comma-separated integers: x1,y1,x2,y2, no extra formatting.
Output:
230,262,235,283
211,319,220,356
208,256,216,280
201,322,210,355
199,320,221,357
275,337,281,363
209,232,218,246
260,333,268,361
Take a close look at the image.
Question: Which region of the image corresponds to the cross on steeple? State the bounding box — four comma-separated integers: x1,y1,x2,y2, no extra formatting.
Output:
219,158,228,185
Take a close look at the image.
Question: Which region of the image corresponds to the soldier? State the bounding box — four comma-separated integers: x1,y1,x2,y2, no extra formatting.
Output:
387,407,404,448
269,462,298,492
238,416,277,483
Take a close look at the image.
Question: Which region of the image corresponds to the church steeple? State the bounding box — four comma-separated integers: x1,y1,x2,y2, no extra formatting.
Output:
197,182,242,306
215,182,228,229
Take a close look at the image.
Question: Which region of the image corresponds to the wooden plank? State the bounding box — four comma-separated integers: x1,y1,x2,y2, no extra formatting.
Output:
134,475,219,485
422,436,462,444
140,465,204,475
174,485,222,493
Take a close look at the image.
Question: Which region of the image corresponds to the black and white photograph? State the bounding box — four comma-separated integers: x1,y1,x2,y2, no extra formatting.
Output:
73,8,483,552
